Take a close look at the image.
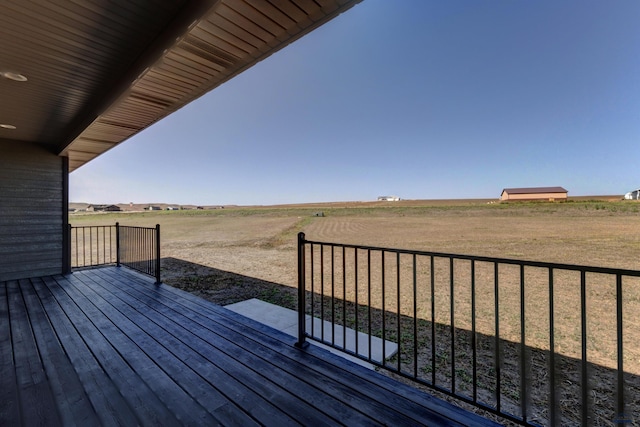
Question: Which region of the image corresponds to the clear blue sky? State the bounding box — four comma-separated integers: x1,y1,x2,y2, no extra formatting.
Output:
70,0,640,206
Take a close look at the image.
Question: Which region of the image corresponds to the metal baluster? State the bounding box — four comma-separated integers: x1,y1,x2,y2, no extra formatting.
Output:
431,255,436,385
310,244,314,339
368,249,372,361
397,251,401,373
354,247,359,356
331,245,335,346
451,257,456,393
382,250,386,368
342,246,346,350
581,270,588,427
320,243,324,342
616,273,625,424
520,264,527,422
89,227,93,266
413,253,418,379
549,268,556,425
495,262,501,413
471,260,477,402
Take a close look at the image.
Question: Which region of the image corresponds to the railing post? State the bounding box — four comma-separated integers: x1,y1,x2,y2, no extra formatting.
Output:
116,222,121,267
295,232,309,349
155,224,161,284
65,223,72,274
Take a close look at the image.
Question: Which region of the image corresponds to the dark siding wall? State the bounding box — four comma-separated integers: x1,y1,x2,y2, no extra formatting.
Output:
0,141,64,280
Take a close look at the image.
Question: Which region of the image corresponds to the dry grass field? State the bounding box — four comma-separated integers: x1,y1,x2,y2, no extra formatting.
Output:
70,198,640,426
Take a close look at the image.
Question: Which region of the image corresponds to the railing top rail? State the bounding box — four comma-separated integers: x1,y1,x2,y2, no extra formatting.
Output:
300,236,640,277
70,225,156,230
117,225,158,230
70,225,116,229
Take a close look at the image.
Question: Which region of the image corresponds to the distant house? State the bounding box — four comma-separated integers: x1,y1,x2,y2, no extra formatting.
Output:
166,206,180,211
624,189,640,200
378,196,400,201
145,206,162,211
87,204,121,212
500,187,568,202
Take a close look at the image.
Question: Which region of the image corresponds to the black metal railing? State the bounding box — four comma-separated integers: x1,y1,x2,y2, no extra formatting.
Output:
296,232,640,426
70,225,117,268
70,223,161,283
118,224,161,283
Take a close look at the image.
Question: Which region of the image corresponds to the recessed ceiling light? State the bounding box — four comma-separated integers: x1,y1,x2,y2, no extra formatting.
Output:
0,124,17,129
2,72,28,82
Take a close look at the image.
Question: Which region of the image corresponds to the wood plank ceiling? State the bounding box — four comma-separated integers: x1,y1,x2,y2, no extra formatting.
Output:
0,0,363,171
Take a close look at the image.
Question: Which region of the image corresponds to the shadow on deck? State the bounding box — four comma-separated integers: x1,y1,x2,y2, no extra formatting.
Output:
0,266,499,426
159,257,640,426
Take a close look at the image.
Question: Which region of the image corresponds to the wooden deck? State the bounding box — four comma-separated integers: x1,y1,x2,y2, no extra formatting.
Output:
1,267,500,426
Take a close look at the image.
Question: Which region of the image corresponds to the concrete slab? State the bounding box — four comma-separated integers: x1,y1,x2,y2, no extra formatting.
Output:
225,298,398,369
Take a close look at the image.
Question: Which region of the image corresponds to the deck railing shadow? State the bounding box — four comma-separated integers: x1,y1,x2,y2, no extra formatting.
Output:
159,256,298,309
296,233,640,426
142,255,639,426
300,289,640,427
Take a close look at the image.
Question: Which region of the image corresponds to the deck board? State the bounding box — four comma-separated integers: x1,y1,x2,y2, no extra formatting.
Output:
32,276,140,426
39,275,181,426
0,281,22,425
72,271,290,426
90,269,393,426
2,267,501,426
59,275,216,426
9,279,62,426
19,278,98,427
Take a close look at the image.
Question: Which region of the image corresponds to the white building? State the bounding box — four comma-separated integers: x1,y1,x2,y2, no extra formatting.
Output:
378,196,400,201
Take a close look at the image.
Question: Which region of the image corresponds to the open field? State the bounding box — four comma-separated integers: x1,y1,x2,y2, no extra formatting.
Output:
71,197,640,274
71,198,640,425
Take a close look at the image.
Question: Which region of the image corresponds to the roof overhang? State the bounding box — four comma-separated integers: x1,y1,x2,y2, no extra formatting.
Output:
0,0,362,172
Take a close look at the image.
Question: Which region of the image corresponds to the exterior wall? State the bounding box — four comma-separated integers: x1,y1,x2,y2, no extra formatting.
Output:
0,141,66,280
501,192,568,201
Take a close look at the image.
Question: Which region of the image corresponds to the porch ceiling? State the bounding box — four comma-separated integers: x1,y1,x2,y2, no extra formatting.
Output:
0,0,362,172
